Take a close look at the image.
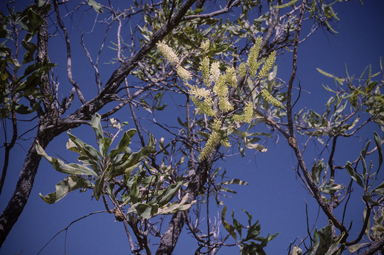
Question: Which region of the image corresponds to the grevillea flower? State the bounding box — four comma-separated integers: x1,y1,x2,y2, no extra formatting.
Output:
247,36,263,78
191,96,215,117
213,75,227,98
201,57,210,86
199,130,220,161
221,137,231,148
218,97,234,113
226,67,237,88
210,62,220,83
177,66,192,81
189,86,210,99
231,101,254,123
260,88,283,108
259,51,276,79
238,62,246,78
243,101,254,123
201,40,210,53
157,41,179,65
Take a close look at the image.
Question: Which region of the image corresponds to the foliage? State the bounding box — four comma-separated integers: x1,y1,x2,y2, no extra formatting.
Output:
37,113,196,220
0,1,55,118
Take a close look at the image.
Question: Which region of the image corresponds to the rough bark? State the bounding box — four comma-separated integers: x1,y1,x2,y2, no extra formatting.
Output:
359,238,384,255
155,145,220,255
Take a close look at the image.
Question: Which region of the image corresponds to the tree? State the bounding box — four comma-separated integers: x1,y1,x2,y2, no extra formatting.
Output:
1,0,383,254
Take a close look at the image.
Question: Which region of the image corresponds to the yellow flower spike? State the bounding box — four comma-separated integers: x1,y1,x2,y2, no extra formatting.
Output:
199,130,221,161
221,137,231,148
260,89,283,108
201,57,211,87
247,36,263,78
213,75,227,98
243,101,254,123
210,62,220,84
226,67,237,88
259,51,276,79
177,66,192,82
156,41,179,65
212,118,221,131
201,40,210,54
218,97,234,113
238,62,246,78
190,86,210,99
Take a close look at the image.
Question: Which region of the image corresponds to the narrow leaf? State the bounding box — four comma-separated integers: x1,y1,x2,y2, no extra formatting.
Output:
39,176,93,204
36,142,98,176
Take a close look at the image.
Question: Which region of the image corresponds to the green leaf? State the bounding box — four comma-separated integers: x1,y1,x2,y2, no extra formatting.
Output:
373,181,384,196
157,182,183,206
27,8,44,31
39,175,93,204
157,194,195,215
67,131,100,163
373,132,383,175
232,210,242,239
221,206,237,240
87,0,104,13
94,169,107,201
219,178,248,186
91,113,105,155
345,162,364,188
130,177,139,204
135,203,157,219
36,142,98,176
109,129,136,160
108,145,155,180
348,243,366,253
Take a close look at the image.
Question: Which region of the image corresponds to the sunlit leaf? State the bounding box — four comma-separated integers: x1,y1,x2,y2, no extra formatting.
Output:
36,142,98,176
39,175,93,204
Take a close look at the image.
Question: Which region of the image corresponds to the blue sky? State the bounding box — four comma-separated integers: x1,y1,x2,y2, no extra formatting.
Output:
1,0,384,254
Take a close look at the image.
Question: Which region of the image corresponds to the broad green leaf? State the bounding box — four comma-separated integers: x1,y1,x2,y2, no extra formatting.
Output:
10,100,41,114
324,232,345,255
109,146,156,179
133,203,158,219
157,194,195,215
109,129,136,160
68,130,100,157
36,142,97,176
157,182,183,206
130,177,139,204
39,175,93,204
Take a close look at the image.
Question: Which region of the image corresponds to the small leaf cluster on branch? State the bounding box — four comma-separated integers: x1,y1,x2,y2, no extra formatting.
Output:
37,113,195,220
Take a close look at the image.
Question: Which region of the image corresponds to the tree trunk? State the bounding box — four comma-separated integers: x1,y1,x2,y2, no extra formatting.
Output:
0,135,47,246
155,145,220,255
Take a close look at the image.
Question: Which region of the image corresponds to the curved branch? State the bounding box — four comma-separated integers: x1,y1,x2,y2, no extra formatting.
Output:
54,0,87,104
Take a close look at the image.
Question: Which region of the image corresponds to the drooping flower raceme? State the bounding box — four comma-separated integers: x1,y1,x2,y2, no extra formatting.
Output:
247,36,263,78
210,62,220,84
157,41,179,66
259,51,276,79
